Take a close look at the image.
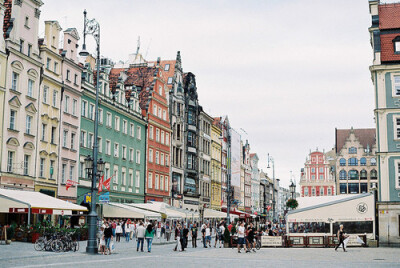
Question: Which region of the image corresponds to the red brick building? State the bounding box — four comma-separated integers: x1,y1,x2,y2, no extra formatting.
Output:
299,151,335,197
118,59,172,203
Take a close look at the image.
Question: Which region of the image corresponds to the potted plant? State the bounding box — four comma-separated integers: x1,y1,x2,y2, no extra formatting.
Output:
286,199,298,210
6,225,15,244
223,228,231,248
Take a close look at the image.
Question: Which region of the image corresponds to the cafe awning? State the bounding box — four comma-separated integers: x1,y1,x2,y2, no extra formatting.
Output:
0,188,87,224
130,202,183,220
103,203,161,220
204,208,228,219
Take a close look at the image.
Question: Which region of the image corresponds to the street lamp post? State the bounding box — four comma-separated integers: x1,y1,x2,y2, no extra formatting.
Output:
80,10,102,254
226,128,232,225
289,181,296,200
267,154,275,222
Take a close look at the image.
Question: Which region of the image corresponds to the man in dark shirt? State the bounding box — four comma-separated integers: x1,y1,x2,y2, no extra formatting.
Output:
190,223,198,248
246,223,256,252
182,224,189,250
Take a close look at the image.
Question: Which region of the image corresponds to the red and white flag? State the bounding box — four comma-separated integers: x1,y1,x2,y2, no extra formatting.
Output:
97,175,104,194
267,205,271,212
66,179,79,191
103,176,112,191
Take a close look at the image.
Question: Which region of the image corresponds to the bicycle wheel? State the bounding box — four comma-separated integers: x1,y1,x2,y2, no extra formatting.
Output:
51,240,63,252
34,238,45,251
256,241,261,250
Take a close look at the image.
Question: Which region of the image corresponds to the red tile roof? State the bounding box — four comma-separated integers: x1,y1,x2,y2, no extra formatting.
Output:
335,128,376,154
379,3,400,30
380,33,400,62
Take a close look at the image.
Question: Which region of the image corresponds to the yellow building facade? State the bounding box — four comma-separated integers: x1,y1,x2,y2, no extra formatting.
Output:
0,0,7,169
35,21,63,196
211,122,222,210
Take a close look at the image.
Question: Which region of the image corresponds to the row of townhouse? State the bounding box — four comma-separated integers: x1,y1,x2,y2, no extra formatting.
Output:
0,0,273,219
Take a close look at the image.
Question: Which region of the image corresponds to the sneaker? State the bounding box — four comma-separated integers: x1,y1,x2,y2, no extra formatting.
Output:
253,249,256,252
137,248,139,252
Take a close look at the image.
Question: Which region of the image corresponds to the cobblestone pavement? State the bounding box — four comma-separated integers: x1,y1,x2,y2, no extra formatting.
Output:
1,241,399,268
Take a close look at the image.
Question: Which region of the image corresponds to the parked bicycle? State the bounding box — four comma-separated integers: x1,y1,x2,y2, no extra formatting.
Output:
34,231,79,253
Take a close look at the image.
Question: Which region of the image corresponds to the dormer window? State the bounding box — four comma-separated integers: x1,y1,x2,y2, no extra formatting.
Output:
393,36,400,54
164,64,170,71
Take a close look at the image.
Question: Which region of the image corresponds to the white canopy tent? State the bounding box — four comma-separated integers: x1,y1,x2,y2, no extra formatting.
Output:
103,203,161,220
204,208,228,219
0,189,87,224
129,202,183,220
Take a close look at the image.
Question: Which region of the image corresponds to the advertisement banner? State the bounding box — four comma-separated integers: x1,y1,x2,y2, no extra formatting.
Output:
230,129,241,187
261,236,283,247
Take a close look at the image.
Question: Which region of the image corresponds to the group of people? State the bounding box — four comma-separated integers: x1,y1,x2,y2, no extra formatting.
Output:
98,218,158,255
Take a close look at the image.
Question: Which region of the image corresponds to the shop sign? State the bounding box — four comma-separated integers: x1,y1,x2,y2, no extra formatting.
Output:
32,208,53,214
99,192,110,204
261,236,282,247
84,193,92,204
53,210,72,216
9,208,28,213
184,200,199,205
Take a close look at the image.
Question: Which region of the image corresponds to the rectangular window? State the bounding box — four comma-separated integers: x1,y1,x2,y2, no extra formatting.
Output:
46,58,51,69
161,131,165,144
72,99,77,116
395,75,400,96
130,148,134,161
123,120,127,134
165,154,169,166
106,113,112,127
43,86,48,103
165,176,168,192
62,164,66,183
63,130,68,147
130,123,135,137
7,151,14,172
41,124,46,141
397,162,400,189
158,107,162,118
396,118,400,139
135,171,140,188
156,151,159,165
71,133,75,150
27,79,33,97
39,158,45,177
81,100,87,117
25,115,32,134
9,110,16,130
122,171,126,185
156,129,160,142
70,165,75,180
20,39,24,53
160,175,164,191
122,146,127,159
11,72,19,91
149,149,153,162
64,95,69,113
155,174,159,190
163,110,166,121
113,167,118,183
136,150,141,164
149,126,154,139
153,104,157,115
52,90,58,107
166,133,169,146
115,116,120,131
137,126,141,139
74,74,78,84
54,62,58,73
51,127,56,144
167,77,173,84
88,133,94,149
66,70,70,81
50,160,55,179
106,140,111,155
97,137,102,153
148,172,152,189
161,153,164,166
114,143,119,157
88,103,94,120
23,155,29,175
27,44,32,57
80,131,86,147
129,172,133,187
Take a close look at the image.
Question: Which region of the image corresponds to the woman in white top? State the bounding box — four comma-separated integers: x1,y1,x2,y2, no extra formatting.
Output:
116,222,123,242
125,221,131,242
130,221,136,240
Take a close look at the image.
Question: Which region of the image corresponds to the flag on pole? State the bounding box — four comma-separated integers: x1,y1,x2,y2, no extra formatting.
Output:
98,175,104,194
267,205,271,212
103,175,114,191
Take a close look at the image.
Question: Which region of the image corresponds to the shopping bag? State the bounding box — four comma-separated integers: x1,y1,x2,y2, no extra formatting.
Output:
343,237,349,249
110,240,115,253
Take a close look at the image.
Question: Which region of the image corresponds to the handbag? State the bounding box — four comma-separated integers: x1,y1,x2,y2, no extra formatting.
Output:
110,239,115,253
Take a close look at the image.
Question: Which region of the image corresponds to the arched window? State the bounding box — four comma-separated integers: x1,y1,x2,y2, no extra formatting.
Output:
371,169,377,180
339,158,346,166
348,170,359,180
370,158,377,166
360,157,367,166
349,147,357,154
360,170,367,180
339,170,347,180
348,158,358,166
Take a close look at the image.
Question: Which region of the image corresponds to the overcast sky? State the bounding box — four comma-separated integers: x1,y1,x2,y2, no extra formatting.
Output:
40,0,377,188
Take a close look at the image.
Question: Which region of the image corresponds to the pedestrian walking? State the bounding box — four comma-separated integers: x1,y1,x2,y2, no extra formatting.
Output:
215,223,225,248
201,223,207,248
131,220,136,240
111,220,116,238
190,223,198,248
205,223,212,248
237,222,247,253
136,221,146,252
116,222,122,242
174,224,182,251
161,222,165,238
104,222,113,255
156,222,162,240
182,224,189,250
145,223,155,253
166,222,171,241
335,224,348,252
125,219,131,242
